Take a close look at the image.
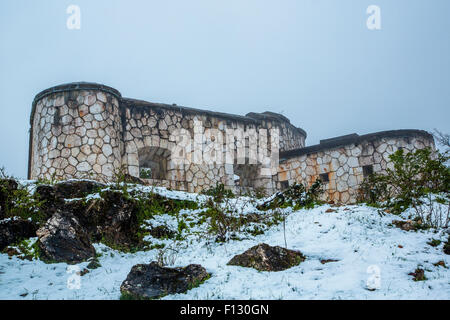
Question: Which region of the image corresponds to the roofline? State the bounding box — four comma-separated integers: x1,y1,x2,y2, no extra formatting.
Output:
30,82,122,125
279,129,434,160
28,82,308,177
30,82,307,137
121,98,306,138
121,97,307,137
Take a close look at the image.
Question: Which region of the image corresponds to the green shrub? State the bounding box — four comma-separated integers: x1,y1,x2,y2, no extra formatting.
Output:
201,183,235,203
427,239,441,247
199,183,285,242
258,179,324,211
0,179,46,223
359,148,450,214
140,168,152,179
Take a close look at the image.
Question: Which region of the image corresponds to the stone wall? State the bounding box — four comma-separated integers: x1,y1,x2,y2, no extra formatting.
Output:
29,83,123,181
29,82,435,202
277,130,435,203
119,98,305,194
29,82,306,195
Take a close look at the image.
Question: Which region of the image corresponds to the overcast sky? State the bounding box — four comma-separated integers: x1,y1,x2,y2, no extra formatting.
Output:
1,0,449,178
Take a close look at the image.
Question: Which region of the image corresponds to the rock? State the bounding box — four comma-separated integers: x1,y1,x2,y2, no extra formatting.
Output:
120,262,210,300
35,180,105,220
35,185,64,219
77,268,90,276
69,190,140,249
148,225,176,239
35,180,105,206
36,183,139,250
408,268,426,281
320,259,339,264
36,211,96,264
433,261,446,267
227,243,305,271
0,218,38,250
53,180,105,199
392,220,416,231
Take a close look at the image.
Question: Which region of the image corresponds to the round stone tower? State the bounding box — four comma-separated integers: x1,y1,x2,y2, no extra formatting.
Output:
28,82,123,181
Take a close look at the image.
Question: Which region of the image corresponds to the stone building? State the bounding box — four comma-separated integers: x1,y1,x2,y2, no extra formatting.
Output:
28,82,435,203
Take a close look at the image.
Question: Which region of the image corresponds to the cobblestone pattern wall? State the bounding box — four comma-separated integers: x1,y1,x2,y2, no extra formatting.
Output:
121,104,304,194
278,134,435,203
29,85,305,195
30,84,435,203
30,90,122,181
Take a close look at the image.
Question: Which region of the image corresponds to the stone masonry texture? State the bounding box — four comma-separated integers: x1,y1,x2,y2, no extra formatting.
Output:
29,82,435,203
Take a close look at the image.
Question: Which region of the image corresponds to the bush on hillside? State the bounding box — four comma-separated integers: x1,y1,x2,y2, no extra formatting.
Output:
358,147,450,221
258,179,324,211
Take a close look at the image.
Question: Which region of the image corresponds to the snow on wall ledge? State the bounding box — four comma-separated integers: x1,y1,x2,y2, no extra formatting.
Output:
28,82,435,202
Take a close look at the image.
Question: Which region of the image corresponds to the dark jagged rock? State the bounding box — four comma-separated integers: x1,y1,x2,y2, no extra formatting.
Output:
35,185,63,219
227,243,305,271
0,218,38,250
36,180,105,201
36,185,140,250
0,179,18,219
68,190,140,249
409,268,426,281
36,211,96,264
54,180,106,199
148,225,176,239
120,262,210,300
35,180,105,220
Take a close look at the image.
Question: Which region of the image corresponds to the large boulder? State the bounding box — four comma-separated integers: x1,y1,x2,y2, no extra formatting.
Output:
36,183,140,250
35,180,106,218
0,218,38,250
69,190,140,249
34,185,63,220
227,243,305,271
120,262,210,300
36,211,96,264
53,180,106,199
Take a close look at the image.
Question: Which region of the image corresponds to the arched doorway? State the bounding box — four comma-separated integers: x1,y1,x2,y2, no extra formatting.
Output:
138,146,171,180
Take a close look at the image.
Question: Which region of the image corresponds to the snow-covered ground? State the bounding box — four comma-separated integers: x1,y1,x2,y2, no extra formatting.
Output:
0,186,449,300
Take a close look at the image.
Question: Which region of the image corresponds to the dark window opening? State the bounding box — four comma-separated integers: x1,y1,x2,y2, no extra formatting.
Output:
234,163,259,187
53,107,61,126
363,165,374,177
319,173,329,183
280,181,289,190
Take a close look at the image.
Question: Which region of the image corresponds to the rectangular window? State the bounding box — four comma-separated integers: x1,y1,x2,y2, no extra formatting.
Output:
280,181,289,190
319,173,329,183
363,165,374,177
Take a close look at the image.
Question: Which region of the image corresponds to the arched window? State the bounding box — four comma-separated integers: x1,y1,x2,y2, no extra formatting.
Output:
138,146,171,180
